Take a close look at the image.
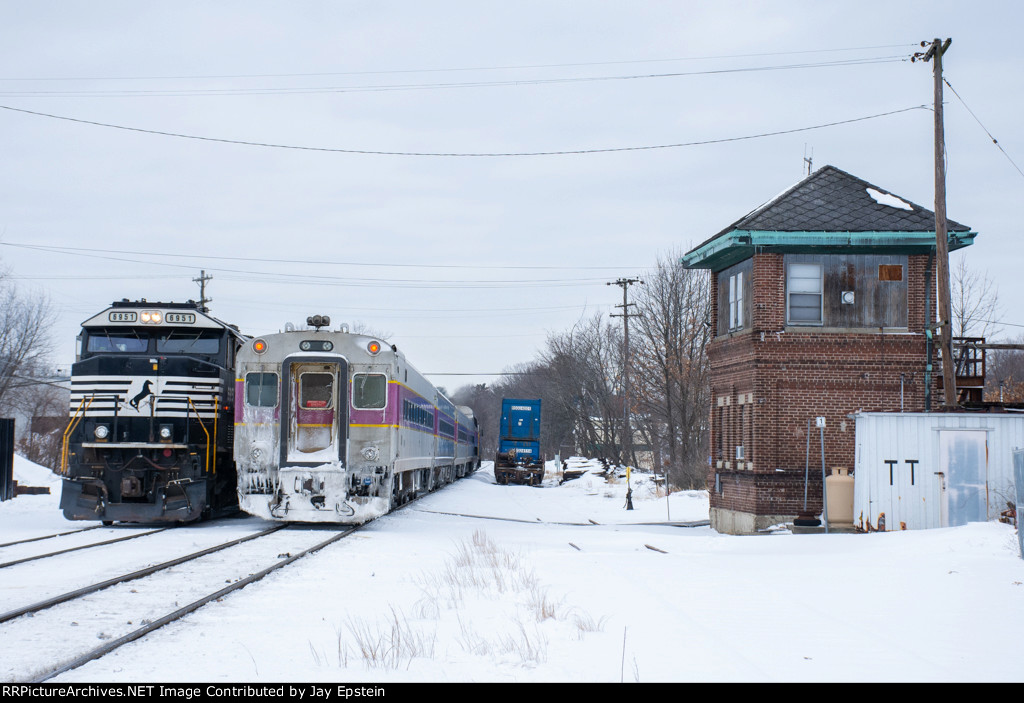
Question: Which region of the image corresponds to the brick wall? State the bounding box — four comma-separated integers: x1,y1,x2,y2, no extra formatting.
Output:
707,252,939,527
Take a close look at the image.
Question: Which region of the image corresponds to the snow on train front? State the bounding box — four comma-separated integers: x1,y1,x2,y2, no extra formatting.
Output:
234,317,479,523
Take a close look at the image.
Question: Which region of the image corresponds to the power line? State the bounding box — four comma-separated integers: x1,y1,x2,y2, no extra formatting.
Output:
0,56,907,98
0,241,639,271
943,77,1024,180
0,242,614,288
0,103,927,157
0,44,915,83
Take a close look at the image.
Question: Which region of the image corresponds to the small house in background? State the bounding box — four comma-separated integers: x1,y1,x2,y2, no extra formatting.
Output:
683,165,977,535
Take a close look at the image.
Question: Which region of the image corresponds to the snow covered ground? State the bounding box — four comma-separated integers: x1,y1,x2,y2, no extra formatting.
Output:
2,455,1023,683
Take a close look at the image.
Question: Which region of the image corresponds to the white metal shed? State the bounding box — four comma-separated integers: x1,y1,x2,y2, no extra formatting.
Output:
853,412,1023,531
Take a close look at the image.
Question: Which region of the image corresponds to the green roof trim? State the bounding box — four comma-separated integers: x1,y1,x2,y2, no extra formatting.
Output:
682,229,977,271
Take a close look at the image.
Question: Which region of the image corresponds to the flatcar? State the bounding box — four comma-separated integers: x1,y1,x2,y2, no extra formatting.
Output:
59,299,246,523
233,317,479,523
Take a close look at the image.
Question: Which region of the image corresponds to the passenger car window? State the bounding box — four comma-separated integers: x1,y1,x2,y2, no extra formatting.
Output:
245,373,279,407
353,374,387,409
300,372,334,409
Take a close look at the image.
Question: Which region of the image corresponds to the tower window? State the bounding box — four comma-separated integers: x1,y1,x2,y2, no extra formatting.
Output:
787,263,823,324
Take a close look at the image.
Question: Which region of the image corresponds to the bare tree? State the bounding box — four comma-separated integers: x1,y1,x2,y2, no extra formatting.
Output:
631,251,713,489
985,334,1024,403
0,277,56,416
950,254,1001,339
14,379,69,469
451,382,501,457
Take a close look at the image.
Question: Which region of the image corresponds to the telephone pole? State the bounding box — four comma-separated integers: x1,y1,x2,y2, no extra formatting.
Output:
917,37,957,407
608,277,643,476
193,270,213,313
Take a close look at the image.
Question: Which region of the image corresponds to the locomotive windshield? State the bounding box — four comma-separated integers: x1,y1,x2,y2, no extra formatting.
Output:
83,328,224,355
156,329,221,355
85,329,149,353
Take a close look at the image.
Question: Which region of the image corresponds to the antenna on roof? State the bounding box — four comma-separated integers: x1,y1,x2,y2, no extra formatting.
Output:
803,144,814,176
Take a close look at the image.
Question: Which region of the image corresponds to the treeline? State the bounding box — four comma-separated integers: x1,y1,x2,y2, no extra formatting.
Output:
0,270,64,469
452,251,713,489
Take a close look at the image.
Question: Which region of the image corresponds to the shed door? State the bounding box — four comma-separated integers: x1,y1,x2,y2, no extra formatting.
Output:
939,430,988,526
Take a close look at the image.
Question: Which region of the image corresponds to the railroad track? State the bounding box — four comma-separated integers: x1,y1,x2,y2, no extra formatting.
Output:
3,523,358,683
0,527,171,570
0,525,102,549
3,478,463,682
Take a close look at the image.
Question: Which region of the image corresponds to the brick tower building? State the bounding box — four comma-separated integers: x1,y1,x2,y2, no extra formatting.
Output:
683,166,976,534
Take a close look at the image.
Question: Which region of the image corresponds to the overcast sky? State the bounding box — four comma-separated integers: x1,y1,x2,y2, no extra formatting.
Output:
1,1,1021,389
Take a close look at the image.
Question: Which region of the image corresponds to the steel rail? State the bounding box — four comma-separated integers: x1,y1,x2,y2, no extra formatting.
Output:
0,528,170,570
0,525,287,624
31,525,359,682
0,525,102,549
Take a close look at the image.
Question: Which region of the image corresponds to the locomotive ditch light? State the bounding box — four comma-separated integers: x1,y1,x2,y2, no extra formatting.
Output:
159,424,173,441
94,424,110,440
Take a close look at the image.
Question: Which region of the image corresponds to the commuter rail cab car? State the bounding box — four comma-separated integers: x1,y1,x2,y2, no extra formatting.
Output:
60,300,246,524
495,398,544,485
234,317,479,523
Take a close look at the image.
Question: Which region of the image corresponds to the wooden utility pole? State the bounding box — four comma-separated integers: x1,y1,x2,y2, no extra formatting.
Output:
193,269,213,312
919,37,956,407
609,277,643,474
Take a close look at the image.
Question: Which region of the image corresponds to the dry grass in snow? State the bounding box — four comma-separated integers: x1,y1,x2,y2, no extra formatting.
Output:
337,530,606,670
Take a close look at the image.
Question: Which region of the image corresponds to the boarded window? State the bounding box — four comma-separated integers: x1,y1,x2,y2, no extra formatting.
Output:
879,264,903,282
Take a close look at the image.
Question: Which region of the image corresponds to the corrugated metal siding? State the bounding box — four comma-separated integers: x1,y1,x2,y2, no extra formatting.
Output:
1014,450,1024,559
854,412,1024,530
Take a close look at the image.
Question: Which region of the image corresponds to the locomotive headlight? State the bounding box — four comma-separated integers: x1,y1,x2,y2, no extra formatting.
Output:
93,425,110,440
361,446,380,462
367,340,381,355
140,310,163,324
252,338,268,354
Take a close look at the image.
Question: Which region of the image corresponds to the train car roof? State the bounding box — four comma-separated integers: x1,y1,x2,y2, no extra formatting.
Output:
81,299,246,338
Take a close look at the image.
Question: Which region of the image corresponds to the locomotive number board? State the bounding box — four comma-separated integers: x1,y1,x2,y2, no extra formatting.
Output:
165,313,196,323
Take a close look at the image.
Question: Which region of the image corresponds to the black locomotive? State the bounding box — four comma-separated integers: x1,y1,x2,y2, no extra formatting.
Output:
59,299,245,524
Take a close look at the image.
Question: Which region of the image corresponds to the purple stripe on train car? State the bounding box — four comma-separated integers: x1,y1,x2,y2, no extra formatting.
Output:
235,380,244,423
296,407,334,424
236,379,281,422
348,381,400,426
